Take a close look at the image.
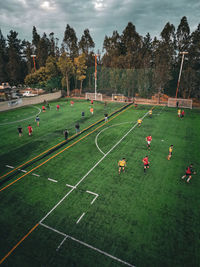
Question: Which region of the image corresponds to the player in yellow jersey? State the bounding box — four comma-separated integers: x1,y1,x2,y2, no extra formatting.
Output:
118,158,126,174
149,109,152,118
178,109,181,118
167,145,173,160
138,119,142,127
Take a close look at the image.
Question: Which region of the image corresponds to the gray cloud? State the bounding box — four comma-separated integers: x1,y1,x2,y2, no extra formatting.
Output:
0,0,200,51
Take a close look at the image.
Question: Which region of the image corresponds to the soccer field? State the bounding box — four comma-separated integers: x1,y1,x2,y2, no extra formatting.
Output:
0,99,200,267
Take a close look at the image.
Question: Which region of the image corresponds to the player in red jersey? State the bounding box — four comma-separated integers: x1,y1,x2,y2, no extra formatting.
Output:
70,101,74,107
182,164,196,183
28,125,33,136
143,156,150,173
146,135,152,150
56,104,60,111
42,105,46,112
181,110,185,118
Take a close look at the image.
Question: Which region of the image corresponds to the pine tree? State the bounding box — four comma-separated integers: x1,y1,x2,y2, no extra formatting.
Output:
7,30,23,84
0,29,8,82
62,24,78,59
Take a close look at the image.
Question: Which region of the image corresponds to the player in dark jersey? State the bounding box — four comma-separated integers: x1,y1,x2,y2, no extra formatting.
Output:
75,123,80,134
182,164,196,183
35,115,40,126
64,129,69,140
17,126,23,137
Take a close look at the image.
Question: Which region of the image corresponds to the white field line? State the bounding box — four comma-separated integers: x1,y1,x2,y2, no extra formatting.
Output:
86,190,98,196
6,165,14,169
66,184,76,189
157,105,166,115
20,169,27,173
95,121,133,155
76,212,86,224
91,195,98,205
48,178,58,183
86,190,99,204
39,108,151,224
56,236,68,251
0,106,41,126
40,222,66,237
32,173,40,177
39,223,135,267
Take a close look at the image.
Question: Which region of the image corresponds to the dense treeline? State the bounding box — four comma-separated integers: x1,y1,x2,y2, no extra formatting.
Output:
0,16,200,98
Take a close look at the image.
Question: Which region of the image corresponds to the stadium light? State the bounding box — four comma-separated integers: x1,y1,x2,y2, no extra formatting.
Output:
94,54,100,100
176,51,188,98
31,55,37,72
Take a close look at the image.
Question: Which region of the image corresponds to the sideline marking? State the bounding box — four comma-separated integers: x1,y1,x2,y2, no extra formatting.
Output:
76,212,86,224
40,223,135,267
0,104,133,192
0,223,39,265
0,105,146,264
48,178,58,183
0,103,130,180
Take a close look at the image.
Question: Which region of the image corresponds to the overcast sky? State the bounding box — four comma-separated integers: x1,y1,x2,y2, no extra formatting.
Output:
0,0,200,53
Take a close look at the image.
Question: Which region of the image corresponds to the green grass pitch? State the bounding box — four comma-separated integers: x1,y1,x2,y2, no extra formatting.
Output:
0,99,200,267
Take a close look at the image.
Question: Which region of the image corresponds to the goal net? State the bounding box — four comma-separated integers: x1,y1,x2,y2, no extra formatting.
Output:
168,98,192,109
112,94,125,102
85,92,103,101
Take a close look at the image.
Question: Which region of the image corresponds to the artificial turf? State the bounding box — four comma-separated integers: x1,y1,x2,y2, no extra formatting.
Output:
0,100,200,267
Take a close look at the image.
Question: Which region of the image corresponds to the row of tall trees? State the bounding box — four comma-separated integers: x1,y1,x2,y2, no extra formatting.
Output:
0,16,200,98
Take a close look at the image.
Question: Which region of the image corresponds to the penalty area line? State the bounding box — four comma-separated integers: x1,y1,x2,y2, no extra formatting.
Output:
39,223,135,267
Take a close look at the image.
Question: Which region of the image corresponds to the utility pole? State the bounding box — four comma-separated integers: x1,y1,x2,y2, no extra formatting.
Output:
94,54,100,100
31,55,37,72
176,51,188,98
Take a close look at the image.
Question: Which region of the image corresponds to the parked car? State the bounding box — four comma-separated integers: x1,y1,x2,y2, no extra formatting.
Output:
23,91,37,97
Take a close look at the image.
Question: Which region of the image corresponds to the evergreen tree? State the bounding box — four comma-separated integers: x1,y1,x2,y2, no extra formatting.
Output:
7,30,23,84
62,24,78,59
79,29,95,54
0,29,8,82
176,16,190,52
37,33,50,67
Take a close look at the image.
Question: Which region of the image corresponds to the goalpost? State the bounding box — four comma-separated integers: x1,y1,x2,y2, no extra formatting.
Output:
112,94,125,102
85,92,103,101
168,98,193,109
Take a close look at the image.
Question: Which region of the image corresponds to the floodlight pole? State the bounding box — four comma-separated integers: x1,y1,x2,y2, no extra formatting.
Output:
94,54,100,100
31,55,37,72
176,51,188,98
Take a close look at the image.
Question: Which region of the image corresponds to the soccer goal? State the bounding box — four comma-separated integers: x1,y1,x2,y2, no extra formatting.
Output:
168,98,193,109
112,94,125,102
85,92,103,101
